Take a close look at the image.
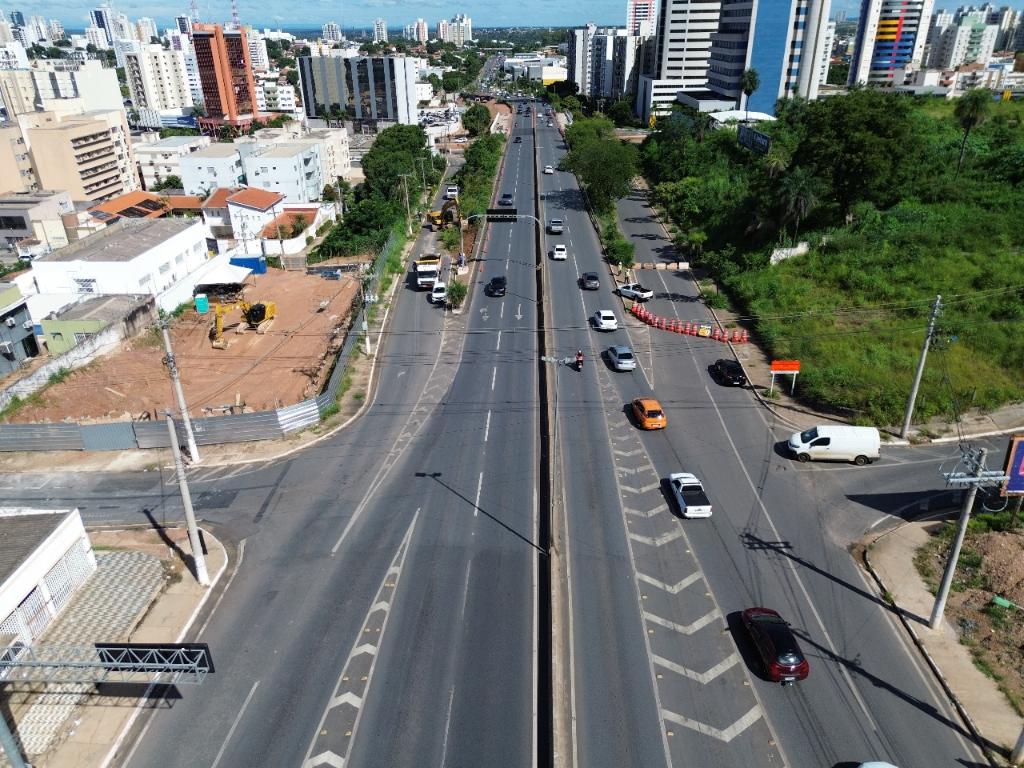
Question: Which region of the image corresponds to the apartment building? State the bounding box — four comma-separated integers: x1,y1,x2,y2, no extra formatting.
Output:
626,0,658,36
567,24,597,96
19,109,137,203
0,281,37,375
248,32,270,73
322,22,342,43
191,23,259,128
850,0,935,85
133,134,211,190
0,59,121,118
0,123,34,194
446,14,472,46
179,143,249,196
298,55,421,126
241,143,323,203
373,18,388,43
124,44,194,127
253,75,297,114
0,190,73,252
0,40,28,69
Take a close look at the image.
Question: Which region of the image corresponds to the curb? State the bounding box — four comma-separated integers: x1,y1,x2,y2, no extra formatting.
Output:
860,522,1004,768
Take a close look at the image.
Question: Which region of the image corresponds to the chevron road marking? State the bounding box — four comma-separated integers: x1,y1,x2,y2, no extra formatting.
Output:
620,481,661,495
349,644,377,658
329,692,362,710
628,528,684,547
661,705,762,743
636,571,702,594
616,466,641,476
306,752,345,768
652,652,740,684
624,504,664,519
644,608,721,635
612,448,643,458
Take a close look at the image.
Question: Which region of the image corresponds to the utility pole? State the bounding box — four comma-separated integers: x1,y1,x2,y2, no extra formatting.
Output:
165,413,210,586
160,320,200,462
398,173,412,235
901,294,942,439
930,447,1006,629
359,277,373,356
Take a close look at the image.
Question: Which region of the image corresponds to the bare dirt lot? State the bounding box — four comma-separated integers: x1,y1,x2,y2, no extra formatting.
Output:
6,269,359,423
916,522,1024,718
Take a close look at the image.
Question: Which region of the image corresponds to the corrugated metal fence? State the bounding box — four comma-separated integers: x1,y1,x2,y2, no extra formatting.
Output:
0,228,401,453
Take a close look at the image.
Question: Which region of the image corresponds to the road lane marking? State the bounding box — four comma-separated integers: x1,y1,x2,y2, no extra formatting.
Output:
209,680,259,768
491,366,497,391
661,706,762,743
473,472,483,518
636,571,702,594
500,302,504,319
653,652,740,685
439,685,457,768
628,528,685,547
496,330,502,350
644,608,721,635
484,410,491,443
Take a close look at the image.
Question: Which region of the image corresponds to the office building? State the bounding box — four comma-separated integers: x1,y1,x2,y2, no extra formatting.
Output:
626,0,658,36
89,4,115,45
133,134,211,190
298,54,421,126
322,21,342,42
850,0,935,85
191,23,259,128
17,109,137,202
124,45,194,125
373,18,388,43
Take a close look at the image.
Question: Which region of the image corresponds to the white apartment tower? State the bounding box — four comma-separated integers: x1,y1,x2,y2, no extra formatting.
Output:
322,21,342,42
373,18,388,43
124,44,194,113
626,0,658,36
448,14,472,46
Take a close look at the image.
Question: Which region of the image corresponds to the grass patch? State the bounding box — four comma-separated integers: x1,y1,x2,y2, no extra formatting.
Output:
0,392,44,421
47,367,71,386
319,402,340,420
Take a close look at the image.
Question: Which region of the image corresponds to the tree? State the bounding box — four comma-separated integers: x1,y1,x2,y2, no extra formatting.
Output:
562,118,638,211
827,62,849,86
607,99,637,128
286,70,299,87
447,280,467,309
562,96,582,115
462,103,491,137
151,175,182,191
322,184,337,202
290,214,308,238
776,166,823,240
953,88,992,181
740,68,760,123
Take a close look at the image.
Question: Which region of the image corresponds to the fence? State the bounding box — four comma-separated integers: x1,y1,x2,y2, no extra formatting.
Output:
0,227,406,453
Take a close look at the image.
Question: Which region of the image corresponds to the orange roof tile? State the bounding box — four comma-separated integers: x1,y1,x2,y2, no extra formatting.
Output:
88,191,167,220
260,208,318,238
202,187,235,209
227,187,286,211
165,195,204,210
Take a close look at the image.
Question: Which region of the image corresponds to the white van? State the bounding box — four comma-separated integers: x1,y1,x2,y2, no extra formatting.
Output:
788,425,880,465
430,280,447,305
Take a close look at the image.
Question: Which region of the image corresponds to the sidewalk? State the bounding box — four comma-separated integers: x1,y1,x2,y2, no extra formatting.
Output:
11,527,228,768
864,520,1022,762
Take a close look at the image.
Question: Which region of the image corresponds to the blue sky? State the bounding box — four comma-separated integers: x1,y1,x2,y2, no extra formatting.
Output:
16,0,1024,31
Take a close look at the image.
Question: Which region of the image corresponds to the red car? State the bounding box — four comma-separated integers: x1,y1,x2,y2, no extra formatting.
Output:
741,607,809,683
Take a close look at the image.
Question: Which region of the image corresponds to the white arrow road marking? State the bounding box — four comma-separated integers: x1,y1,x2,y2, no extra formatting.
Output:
349,644,377,658
369,601,390,614
305,751,345,768
515,303,523,320
644,608,721,635
628,528,684,547
661,705,762,743
396,371,405,379
619,481,660,495
652,652,740,684
329,692,362,710
636,571,702,594
624,505,664,519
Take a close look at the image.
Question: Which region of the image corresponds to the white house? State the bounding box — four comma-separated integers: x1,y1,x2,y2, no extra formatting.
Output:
241,143,324,203
180,144,252,196
28,218,210,311
225,187,286,246
133,134,212,190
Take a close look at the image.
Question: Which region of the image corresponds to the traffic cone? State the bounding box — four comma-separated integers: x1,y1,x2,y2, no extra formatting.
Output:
741,329,749,343
712,327,720,341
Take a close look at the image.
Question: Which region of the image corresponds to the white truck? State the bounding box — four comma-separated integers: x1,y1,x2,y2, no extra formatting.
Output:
414,254,441,290
668,472,713,518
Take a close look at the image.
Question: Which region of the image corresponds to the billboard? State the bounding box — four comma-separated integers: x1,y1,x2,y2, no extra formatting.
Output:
1002,435,1024,496
737,125,771,156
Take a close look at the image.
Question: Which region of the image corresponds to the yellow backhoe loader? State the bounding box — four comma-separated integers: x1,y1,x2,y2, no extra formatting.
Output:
426,198,461,231
210,300,277,349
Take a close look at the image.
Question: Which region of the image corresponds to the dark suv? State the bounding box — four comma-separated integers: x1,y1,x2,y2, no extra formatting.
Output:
711,358,747,386
741,607,809,683
487,276,508,297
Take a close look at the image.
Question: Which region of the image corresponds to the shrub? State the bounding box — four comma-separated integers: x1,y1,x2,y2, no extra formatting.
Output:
447,280,468,308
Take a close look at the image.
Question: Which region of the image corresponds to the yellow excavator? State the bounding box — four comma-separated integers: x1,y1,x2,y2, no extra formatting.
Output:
426,198,461,231
209,300,277,349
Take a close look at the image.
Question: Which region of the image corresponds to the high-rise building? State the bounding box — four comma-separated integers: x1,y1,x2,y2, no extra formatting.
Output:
414,19,428,43
27,15,49,43
985,5,1017,49
436,19,449,41
8,10,24,27
626,0,657,36
927,10,998,69
0,40,28,68
85,24,109,50
0,20,12,45
322,21,342,42
191,23,259,127
48,19,64,41
124,44,193,115
849,0,934,85
448,14,472,46
135,17,157,43
89,4,115,45
0,59,121,117
298,54,421,125
174,15,193,38
833,8,847,21
248,31,270,72
373,18,388,43
111,12,133,42
567,23,598,95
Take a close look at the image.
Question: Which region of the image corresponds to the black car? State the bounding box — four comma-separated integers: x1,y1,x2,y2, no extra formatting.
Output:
487,275,507,297
711,358,747,386
514,136,522,143
499,193,514,206
579,272,600,290
740,607,809,683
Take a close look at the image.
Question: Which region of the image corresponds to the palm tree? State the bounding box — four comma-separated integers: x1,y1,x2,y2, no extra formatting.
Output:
764,146,791,179
740,69,760,123
777,166,823,241
953,88,992,181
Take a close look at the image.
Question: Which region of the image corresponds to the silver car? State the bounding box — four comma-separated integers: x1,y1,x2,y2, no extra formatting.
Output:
607,345,636,371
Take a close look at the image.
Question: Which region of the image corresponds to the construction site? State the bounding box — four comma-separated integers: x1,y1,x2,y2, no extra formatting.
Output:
4,269,359,424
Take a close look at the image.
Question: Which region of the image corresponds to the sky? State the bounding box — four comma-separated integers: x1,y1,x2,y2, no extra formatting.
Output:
14,0,1024,31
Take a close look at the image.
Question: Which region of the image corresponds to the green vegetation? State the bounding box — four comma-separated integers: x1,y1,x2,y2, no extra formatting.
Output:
313,125,442,260
47,368,71,386
826,62,849,86
447,280,468,309
150,175,183,191
641,90,1024,424
462,103,492,137
454,133,505,222
563,116,638,212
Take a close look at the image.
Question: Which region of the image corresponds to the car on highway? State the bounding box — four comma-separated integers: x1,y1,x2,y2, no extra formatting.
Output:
499,193,514,206
592,309,618,331
606,345,636,371
668,472,712,518
711,358,747,386
514,136,522,143
543,165,554,174
547,121,553,127
486,275,507,297
550,244,567,260
579,272,600,290
429,280,447,305
631,397,666,429
740,607,809,684
616,282,654,301
547,218,564,234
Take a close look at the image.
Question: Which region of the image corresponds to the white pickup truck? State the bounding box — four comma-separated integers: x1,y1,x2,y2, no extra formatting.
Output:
668,473,712,518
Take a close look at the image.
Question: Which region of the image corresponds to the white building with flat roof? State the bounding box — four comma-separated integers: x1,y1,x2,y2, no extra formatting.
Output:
241,143,324,203
179,144,249,196
133,134,212,190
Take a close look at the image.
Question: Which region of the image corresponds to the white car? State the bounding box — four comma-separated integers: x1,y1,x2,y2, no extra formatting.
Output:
551,244,567,260
669,473,713,518
453,136,468,143
543,165,554,174
430,280,447,304
592,310,618,331
617,282,654,301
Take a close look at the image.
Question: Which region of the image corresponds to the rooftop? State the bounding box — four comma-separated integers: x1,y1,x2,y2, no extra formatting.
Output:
203,188,236,209
261,207,318,238
136,135,208,150
35,218,198,263
51,294,152,323
187,144,241,159
0,511,71,587
0,190,71,210
88,190,202,222
227,187,285,211
256,144,310,158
